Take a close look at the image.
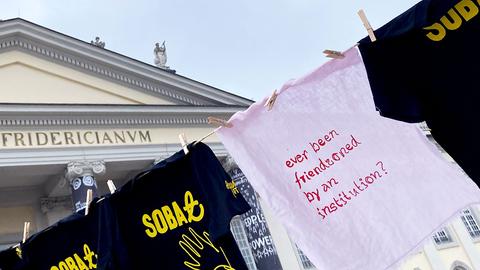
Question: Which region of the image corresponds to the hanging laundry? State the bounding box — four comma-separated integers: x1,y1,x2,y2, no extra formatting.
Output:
358,0,480,185
226,162,283,269
217,48,480,270
96,142,251,269
18,198,122,270
0,246,26,270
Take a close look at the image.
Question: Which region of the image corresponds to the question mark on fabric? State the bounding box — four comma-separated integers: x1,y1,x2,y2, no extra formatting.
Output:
376,161,387,175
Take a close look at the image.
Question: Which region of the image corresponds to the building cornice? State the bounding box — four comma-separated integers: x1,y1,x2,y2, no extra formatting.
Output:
0,103,247,113
0,103,243,128
0,18,254,107
0,143,229,167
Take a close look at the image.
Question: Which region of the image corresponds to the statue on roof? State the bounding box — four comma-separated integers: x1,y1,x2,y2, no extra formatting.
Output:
154,41,168,69
90,36,105,48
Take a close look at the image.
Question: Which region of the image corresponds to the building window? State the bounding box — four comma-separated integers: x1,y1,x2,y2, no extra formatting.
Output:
461,209,480,239
295,245,316,269
231,217,257,270
451,260,472,270
432,228,452,245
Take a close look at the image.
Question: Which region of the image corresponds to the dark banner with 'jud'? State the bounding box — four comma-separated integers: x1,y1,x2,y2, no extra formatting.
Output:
229,167,283,270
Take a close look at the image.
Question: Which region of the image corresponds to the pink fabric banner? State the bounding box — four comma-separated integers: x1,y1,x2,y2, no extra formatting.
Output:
217,48,480,270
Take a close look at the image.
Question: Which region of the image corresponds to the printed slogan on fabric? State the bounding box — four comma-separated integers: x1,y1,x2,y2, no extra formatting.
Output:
229,168,283,270
285,129,388,220
141,190,235,270
217,48,480,270
49,244,97,270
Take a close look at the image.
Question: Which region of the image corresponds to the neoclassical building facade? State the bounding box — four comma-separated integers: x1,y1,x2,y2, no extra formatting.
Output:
0,18,479,270
0,18,306,270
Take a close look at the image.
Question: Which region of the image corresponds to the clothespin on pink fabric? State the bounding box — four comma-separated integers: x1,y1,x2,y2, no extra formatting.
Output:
192,117,232,146
358,9,377,42
107,180,117,194
265,90,278,111
179,133,189,154
85,189,93,216
323,50,345,59
22,222,30,243
207,117,233,128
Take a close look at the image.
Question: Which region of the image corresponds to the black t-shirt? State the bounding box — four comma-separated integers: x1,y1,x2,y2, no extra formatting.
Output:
0,246,27,270
99,142,251,269
20,198,117,270
358,0,480,184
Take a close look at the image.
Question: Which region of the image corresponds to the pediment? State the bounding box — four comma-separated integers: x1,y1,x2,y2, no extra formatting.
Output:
0,18,253,106
0,51,174,105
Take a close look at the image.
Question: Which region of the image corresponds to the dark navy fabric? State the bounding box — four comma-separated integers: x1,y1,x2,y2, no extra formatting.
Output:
20,198,116,270
99,142,251,269
0,246,27,270
358,0,480,185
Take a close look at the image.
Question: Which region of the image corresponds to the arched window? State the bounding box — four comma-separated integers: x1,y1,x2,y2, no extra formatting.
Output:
450,260,472,270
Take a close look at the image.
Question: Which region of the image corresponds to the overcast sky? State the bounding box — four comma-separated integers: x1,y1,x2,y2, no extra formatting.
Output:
0,0,419,101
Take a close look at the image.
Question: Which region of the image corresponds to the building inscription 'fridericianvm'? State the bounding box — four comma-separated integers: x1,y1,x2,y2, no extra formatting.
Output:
0,130,152,148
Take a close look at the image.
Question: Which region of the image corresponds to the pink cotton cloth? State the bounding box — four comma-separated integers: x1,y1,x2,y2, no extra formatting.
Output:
217,48,480,270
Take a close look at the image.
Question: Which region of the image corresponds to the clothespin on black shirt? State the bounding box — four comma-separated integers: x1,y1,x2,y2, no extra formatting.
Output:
107,180,117,194
85,189,93,216
22,221,30,243
323,50,345,59
265,89,278,111
358,9,377,42
179,133,189,154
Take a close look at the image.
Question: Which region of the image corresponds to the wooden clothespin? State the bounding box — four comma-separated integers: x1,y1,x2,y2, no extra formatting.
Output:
85,189,93,216
107,180,117,194
22,222,30,243
265,89,278,111
358,9,377,42
323,50,345,59
179,133,189,154
192,116,232,146
207,117,233,128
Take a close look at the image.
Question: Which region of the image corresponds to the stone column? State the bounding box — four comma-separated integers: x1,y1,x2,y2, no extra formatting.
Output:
65,161,105,212
451,218,480,269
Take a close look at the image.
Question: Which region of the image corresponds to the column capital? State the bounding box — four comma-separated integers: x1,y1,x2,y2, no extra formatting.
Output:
65,160,106,180
65,161,104,212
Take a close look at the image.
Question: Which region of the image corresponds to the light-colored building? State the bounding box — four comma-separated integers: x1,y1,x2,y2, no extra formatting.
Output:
0,18,304,270
0,18,479,270
399,126,480,270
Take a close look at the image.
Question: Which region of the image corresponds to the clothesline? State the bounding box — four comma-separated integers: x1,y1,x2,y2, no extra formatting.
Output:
186,10,377,150
13,8,378,245
8,142,250,269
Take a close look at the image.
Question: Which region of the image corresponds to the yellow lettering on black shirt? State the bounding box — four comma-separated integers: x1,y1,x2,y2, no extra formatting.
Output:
142,191,204,237
49,244,97,270
425,0,480,41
